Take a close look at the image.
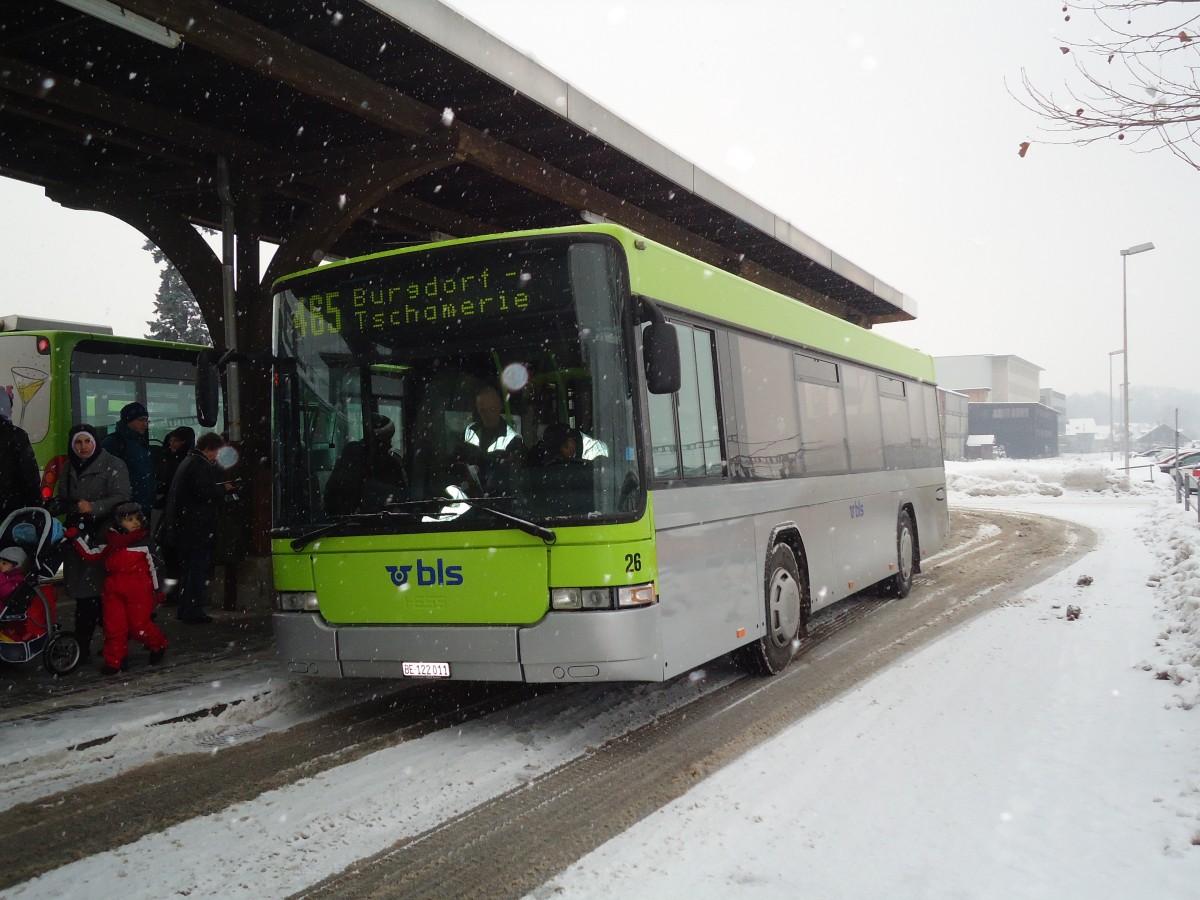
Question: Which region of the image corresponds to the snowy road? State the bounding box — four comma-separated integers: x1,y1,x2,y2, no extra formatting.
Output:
0,507,1086,898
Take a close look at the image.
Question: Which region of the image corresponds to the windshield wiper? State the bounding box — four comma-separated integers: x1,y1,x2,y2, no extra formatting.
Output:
454,497,556,544
386,495,556,544
286,497,556,552
286,510,416,552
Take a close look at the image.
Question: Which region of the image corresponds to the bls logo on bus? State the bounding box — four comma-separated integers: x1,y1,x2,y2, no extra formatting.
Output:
386,558,464,587
849,501,864,519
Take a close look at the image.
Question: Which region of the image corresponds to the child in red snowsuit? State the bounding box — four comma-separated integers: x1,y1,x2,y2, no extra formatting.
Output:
68,501,168,675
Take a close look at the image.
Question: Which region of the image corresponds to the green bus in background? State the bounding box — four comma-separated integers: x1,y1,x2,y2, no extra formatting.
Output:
270,224,948,683
0,316,215,497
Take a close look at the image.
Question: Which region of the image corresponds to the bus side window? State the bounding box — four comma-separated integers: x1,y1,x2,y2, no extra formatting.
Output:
733,336,800,480
647,391,678,478
795,368,849,475
646,321,722,480
76,373,137,434
842,364,884,471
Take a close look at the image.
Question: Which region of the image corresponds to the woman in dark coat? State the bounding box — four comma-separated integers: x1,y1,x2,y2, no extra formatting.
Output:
152,425,195,581
154,425,195,512
48,424,131,657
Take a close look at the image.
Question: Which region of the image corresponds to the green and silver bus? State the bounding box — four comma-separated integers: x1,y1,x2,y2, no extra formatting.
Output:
271,225,948,682
0,316,215,496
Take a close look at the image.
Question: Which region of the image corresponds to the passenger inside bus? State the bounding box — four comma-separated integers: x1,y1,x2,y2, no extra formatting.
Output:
524,421,595,516
528,422,581,466
521,378,610,463
323,414,407,516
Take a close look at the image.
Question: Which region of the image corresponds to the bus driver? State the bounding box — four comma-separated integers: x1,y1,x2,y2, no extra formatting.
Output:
458,383,522,494
463,383,520,455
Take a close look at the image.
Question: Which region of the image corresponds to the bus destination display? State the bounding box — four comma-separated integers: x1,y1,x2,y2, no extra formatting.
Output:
289,254,566,342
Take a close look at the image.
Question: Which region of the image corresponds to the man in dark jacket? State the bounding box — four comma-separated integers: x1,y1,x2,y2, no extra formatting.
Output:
0,387,40,524
161,431,232,624
101,401,155,514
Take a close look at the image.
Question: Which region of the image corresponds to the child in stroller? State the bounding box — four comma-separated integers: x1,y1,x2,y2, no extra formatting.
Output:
0,546,28,603
0,507,81,675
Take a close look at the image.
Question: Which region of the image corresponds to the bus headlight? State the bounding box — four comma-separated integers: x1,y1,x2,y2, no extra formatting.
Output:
550,584,656,611
277,591,320,612
551,588,584,610
551,587,610,610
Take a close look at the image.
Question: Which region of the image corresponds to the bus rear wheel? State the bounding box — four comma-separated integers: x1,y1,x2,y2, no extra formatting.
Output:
736,543,805,676
879,509,916,599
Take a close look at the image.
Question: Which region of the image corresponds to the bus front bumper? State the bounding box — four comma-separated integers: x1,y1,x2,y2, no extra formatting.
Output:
272,604,665,683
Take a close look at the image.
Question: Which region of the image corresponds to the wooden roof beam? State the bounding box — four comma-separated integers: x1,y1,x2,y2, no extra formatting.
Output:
0,55,262,162
116,0,443,137
263,154,459,287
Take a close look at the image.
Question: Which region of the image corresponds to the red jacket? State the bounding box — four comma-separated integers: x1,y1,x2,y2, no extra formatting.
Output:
70,527,162,593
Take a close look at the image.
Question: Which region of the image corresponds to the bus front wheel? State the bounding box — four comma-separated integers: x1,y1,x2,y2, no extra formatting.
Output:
736,543,805,676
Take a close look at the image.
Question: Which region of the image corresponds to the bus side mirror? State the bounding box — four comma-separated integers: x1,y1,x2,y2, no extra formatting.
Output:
643,321,680,395
196,348,220,428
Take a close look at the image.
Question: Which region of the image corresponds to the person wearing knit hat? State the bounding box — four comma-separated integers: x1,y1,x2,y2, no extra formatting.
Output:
0,385,40,525
119,401,150,424
102,401,154,515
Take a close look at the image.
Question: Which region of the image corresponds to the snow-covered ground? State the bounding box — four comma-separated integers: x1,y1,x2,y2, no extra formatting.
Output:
539,458,1200,899
6,455,1200,898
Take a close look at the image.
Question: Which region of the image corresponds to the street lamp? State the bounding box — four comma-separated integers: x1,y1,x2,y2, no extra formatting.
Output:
1120,241,1155,477
1108,349,1123,461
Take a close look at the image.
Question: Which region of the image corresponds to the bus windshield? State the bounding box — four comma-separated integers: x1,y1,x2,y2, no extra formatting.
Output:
272,236,639,533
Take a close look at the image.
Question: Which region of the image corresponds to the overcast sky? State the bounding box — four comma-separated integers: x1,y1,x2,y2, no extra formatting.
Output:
2,0,1194,397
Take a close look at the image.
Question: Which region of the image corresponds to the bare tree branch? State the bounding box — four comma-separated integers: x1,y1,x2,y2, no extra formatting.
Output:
1015,0,1200,168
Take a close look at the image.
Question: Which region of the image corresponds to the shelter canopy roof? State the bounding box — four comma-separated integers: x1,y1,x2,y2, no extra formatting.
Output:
0,0,914,325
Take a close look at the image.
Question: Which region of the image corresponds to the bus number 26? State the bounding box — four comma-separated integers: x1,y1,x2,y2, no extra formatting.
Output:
624,553,642,573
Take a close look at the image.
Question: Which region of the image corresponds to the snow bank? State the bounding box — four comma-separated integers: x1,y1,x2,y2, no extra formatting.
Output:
950,456,1200,710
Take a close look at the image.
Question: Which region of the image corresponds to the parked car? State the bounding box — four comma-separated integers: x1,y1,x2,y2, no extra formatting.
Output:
1158,448,1200,474
1168,450,1200,486
1184,464,1200,496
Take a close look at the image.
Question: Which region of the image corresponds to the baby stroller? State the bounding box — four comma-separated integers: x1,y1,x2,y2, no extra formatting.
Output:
0,506,81,675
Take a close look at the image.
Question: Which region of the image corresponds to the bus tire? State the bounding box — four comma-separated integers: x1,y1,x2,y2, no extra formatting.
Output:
880,508,915,599
736,543,805,676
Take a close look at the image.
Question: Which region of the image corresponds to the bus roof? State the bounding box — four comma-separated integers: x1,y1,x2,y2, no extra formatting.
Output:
0,315,113,334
